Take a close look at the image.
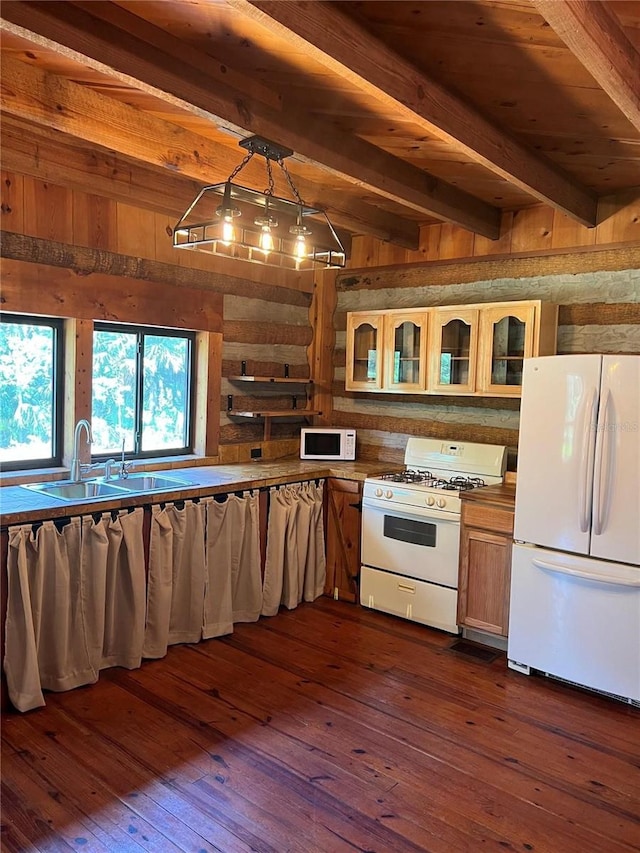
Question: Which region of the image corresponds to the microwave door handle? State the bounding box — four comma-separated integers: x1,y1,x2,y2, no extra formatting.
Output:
579,389,598,534
592,389,613,537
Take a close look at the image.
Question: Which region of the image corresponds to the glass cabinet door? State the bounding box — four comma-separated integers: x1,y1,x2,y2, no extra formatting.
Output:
345,312,384,390
384,312,427,392
428,308,478,393
479,304,535,395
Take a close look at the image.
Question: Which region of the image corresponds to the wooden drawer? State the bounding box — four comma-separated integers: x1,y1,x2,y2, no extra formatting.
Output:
462,503,514,536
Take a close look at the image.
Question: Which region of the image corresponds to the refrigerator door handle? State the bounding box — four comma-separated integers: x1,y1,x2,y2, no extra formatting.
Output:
592,390,613,537
578,389,598,533
532,558,640,588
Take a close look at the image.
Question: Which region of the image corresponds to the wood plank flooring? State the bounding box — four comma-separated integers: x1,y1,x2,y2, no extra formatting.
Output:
2,598,639,853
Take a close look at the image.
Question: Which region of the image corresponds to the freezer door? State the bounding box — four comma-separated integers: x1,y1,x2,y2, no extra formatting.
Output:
590,356,640,565
514,355,602,554
508,544,640,702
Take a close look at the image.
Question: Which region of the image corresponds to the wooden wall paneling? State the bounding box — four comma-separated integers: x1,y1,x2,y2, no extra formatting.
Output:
72,191,117,251
194,331,222,457
473,212,514,257
419,223,443,261
153,212,180,265
438,222,475,259
550,208,597,250
377,240,410,267
0,171,24,233
510,206,555,253
116,202,157,259
63,318,93,469
349,235,381,269
22,176,73,244
596,192,640,245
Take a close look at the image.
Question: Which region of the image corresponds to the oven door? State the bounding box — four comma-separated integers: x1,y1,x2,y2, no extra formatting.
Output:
361,497,460,588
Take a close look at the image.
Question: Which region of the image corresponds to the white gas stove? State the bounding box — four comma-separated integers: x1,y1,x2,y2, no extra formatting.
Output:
360,437,507,633
364,438,507,516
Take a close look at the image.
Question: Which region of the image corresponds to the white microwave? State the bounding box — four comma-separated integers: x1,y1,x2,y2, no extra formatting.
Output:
300,428,356,461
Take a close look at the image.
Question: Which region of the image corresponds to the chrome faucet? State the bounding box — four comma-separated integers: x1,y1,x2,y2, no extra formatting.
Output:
119,437,133,479
103,458,118,481
70,418,93,482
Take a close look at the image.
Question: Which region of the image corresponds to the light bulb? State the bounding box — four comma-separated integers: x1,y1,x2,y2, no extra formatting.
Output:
294,233,307,259
222,218,235,244
259,225,274,253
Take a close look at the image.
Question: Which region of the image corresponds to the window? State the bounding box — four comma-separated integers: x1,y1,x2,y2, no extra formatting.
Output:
92,324,195,459
0,314,64,470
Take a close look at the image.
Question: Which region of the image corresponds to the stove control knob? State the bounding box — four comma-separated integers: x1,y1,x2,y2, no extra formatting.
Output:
426,496,436,506
375,488,383,498
385,490,393,499
436,498,446,508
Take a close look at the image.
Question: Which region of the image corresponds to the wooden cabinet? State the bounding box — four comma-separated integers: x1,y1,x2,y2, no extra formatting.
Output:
428,306,479,394
324,478,362,603
346,300,557,398
458,485,515,637
477,302,558,396
383,310,429,392
345,312,384,391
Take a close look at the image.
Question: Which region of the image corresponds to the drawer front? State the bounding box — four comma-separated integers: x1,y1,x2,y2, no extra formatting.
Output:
463,503,514,535
360,565,458,634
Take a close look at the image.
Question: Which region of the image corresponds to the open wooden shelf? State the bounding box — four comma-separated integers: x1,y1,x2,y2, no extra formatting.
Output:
228,375,312,384
227,408,320,441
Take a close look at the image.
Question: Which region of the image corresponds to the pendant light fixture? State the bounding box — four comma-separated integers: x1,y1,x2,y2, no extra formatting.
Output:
173,136,346,270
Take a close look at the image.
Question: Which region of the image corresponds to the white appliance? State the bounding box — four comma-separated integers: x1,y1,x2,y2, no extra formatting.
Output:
508,354,640,704
300,427,356,460
360,437,507,633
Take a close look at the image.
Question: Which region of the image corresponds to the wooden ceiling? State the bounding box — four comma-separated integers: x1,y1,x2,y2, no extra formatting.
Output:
1,0,639,251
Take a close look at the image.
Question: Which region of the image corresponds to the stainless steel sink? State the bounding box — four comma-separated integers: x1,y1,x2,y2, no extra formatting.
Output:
22,481,129,501
99,474,192,491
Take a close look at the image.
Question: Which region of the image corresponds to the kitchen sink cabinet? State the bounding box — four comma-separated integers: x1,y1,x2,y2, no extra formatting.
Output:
345,300,557,398
458,485,515,637
324,478,362,603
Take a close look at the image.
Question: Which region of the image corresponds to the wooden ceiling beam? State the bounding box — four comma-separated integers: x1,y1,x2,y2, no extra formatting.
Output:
232,0,599,228
0,54,416,250
0,2,500,240
530,0,640,133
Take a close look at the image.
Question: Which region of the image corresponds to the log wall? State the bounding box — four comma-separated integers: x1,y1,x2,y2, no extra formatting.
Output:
334,194,640,469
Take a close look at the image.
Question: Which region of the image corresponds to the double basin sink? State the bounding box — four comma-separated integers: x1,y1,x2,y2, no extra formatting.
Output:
22,473,193,502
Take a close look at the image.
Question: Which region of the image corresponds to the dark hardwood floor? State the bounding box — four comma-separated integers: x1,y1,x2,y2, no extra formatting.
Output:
1,598,639,853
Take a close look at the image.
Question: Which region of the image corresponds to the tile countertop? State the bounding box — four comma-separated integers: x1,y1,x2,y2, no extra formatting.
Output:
0,459,399,527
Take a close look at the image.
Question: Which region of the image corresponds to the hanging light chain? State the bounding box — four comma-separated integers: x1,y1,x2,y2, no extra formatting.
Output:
227,149,254,182
278,157,305,206
264,157,276,196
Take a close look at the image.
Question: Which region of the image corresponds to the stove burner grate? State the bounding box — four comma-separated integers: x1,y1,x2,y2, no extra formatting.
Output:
376,472,486,490
380,469,433,484
447,476,486,491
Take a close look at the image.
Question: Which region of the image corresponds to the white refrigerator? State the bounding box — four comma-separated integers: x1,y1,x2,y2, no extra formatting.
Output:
508,354,640,704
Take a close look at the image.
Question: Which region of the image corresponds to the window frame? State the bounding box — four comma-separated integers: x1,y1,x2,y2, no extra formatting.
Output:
91,322,196,462
0,313,65,471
